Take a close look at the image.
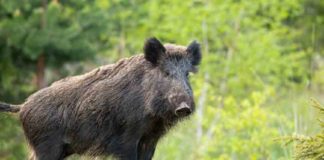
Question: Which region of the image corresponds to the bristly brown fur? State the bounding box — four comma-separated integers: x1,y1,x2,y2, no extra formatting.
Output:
1,38,202,160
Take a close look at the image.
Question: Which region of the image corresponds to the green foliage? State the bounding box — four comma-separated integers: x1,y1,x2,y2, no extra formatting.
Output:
0,114,27,159
0,0,110,100
281,100,323,160
0,0,109,63
0,0,323,159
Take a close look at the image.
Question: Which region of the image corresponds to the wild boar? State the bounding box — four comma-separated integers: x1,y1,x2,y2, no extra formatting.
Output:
0,37,202,160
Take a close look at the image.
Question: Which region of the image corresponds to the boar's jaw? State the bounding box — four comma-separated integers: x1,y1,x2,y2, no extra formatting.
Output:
175,102,192,117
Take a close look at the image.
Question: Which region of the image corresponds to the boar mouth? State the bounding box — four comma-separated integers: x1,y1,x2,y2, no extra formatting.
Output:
175,102,192,117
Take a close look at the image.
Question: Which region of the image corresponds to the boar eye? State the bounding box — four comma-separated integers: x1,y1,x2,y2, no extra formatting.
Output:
165,71,170,76
185,72,189,78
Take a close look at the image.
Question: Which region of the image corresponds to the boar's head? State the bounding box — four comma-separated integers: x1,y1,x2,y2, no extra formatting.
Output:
143,37,201,120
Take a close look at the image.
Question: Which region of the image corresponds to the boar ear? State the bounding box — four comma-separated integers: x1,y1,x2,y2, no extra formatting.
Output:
144,37,166,65
187,41,202,66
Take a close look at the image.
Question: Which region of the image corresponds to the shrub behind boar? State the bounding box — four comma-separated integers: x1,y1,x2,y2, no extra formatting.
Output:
0,37,202,160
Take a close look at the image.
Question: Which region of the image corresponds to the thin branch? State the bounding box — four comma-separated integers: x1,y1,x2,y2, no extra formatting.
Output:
196,73,209,141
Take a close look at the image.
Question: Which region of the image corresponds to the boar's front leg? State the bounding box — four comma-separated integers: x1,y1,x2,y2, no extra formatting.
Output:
116,140,139,160
137,137,158,160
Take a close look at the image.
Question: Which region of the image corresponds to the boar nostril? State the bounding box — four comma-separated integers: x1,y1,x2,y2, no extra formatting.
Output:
175,102,192,117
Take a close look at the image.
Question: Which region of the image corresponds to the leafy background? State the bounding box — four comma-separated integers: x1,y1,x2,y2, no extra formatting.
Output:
0,0,323,159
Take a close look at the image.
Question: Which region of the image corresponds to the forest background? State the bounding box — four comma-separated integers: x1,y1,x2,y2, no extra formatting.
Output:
0,0,323,159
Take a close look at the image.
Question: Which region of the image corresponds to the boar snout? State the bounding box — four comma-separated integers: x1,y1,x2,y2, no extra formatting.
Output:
168,94,193,117
175,102,192,117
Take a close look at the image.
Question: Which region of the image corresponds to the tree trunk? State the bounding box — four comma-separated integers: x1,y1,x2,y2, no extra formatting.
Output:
117,31,125,59
36,0,47,89
36,54,45,89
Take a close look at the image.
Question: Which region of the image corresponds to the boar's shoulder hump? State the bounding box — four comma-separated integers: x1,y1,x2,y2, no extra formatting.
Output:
50,55,145,87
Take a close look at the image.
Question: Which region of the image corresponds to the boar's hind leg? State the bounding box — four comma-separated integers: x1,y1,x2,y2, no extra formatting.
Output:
33,139,66,160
